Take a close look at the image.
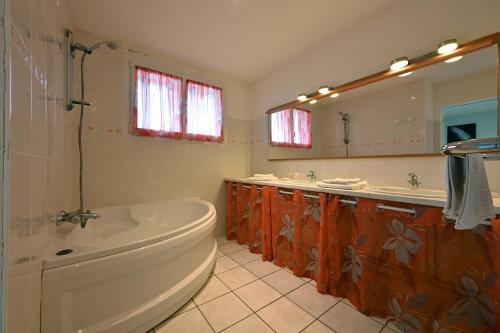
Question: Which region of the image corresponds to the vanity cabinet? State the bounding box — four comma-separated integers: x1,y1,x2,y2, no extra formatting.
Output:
225,182,499,333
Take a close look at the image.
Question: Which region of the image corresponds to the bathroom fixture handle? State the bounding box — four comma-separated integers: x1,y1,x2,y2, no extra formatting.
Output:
375,203,416,217
56,209,101,228
407,173,421,189
306,170,317,182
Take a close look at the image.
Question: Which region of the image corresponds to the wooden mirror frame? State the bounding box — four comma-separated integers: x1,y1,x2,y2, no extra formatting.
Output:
266,32,500,161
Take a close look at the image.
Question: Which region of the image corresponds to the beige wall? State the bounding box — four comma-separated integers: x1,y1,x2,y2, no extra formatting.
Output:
251,0,500,192
68,30,252,237
7,0,74,332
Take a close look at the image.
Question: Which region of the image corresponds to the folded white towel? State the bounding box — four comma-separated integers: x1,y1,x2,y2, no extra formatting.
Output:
444,154,495,229
248,176,278,181
322,178,361,184
253,173,275,178
316,181,368,190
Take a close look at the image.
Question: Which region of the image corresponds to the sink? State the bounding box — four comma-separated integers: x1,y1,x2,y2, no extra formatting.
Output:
367,186,499,198
366,186,446,198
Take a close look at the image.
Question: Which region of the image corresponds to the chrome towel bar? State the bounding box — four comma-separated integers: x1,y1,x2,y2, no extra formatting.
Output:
441,137,500,159
376,203,416,217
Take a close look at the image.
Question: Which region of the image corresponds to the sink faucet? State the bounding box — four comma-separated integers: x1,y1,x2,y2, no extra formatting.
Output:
56,209,101,228
407,173,422,189
306,170,317,182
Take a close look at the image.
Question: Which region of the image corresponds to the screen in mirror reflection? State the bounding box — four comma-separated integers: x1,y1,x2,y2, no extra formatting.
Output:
268,45,498,160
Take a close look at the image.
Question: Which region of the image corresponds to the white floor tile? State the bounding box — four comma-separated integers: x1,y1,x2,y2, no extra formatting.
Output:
217,266,257,290
233,280,281,311
229,250,261,265
262,269,306,294
319,302,383,333
193,275,230,306
286,283,339,317
342,298,355,308
171,299,196,317
199,293,252,332
257,297,314,333
222,314,273,333
213,256,239,275
382,327,398,333
309,280,317,287
302,320,334,333
218,242,247,255
216,236,231,246
155,308,212,333
215,250,225,258
243,259,281,277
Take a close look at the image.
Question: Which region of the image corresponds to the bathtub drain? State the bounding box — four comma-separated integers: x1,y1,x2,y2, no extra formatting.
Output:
56,249,74,256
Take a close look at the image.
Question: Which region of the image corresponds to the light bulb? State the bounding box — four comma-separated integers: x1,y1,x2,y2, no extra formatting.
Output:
309,99,317,105
318,86,330,94
445,56,463,63
398,71,413,77
390,57,409,71
297,93,307,101
438,39,458,54
330,92,340,98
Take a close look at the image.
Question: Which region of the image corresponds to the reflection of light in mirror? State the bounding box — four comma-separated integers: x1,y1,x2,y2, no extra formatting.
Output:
318,86,330,94
438,39,458,54
390,56,409,71
330,92,340,98
297,93,307,101
445,55,463,63
398,71,413,77
411,96,416,100
309,99,317,104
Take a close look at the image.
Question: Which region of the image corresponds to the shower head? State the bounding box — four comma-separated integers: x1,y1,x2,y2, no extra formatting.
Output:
338,112,349,121
90,41,120,52
71,41,119,55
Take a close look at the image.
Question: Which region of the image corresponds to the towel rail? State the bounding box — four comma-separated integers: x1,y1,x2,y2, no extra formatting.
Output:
376,203,416,217
441,137,500,159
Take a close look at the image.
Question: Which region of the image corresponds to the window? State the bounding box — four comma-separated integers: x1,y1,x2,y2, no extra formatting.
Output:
270,108,311,148
132,66,183,138
132,66,224,142
186,80,223,142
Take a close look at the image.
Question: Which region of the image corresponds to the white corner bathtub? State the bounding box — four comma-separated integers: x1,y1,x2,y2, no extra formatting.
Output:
41,198,217,333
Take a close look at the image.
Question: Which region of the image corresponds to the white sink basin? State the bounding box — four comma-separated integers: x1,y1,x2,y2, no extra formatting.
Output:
367,186,499,198
366,186,446,198
278,179,315,185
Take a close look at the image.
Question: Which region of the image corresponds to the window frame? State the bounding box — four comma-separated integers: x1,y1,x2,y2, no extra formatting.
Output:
269,108,312,149
185,79,224,143
131,65,184,139
128,57,225,143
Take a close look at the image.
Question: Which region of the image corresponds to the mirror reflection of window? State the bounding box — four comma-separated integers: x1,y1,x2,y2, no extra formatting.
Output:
270,108,312,148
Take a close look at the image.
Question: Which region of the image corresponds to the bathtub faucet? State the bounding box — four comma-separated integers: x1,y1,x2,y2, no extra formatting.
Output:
56,209,101,228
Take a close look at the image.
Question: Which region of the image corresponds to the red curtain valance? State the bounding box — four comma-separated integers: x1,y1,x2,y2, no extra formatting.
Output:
225,182,499,333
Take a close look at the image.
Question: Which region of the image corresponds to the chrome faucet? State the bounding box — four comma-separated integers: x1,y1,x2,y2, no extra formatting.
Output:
56,209,101,228
407,173,422,189
306,170,317,182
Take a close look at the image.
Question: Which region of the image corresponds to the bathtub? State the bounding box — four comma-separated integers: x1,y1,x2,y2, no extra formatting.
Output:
41,198,217,333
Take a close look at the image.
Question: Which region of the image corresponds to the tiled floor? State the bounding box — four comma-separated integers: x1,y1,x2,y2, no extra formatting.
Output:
153,237,401,333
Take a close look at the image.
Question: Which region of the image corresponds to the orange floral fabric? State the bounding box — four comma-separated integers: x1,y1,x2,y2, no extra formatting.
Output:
226,183,499,333
225,182,250,244
226,182,272,257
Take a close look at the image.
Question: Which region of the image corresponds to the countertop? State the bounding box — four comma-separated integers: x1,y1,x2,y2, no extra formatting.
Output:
225,178,500,214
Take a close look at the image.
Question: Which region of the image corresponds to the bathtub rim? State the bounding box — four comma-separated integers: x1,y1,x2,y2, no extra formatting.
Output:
43,197,215,270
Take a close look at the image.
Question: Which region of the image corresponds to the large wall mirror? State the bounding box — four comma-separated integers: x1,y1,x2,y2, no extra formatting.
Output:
267,34,499,160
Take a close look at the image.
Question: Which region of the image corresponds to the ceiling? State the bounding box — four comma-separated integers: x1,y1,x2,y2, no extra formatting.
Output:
67,0,399,82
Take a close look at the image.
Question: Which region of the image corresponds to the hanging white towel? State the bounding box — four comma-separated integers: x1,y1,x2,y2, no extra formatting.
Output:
316,181,368,190
321,178,361,184
443,154,495,229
